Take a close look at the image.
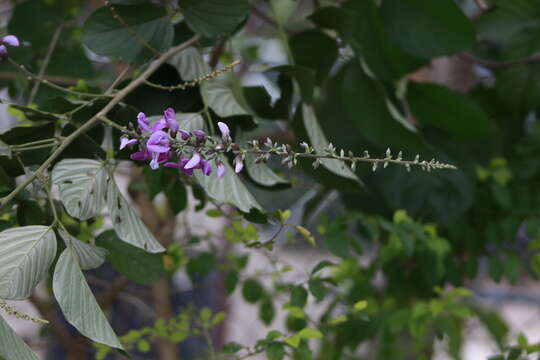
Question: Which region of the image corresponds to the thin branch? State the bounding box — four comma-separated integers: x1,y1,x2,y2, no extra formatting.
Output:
0,34,201,210
9,58,112,99
28,23,65,104
458,52,540,68
0,71,108,87
105,64,131,94
144,60,240,91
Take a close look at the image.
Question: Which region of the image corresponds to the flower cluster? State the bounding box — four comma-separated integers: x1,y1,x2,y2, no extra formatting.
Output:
120,108,238,179
0,35,19,61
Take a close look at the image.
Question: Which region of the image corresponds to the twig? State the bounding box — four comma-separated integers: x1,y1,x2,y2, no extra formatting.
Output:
458,52,540,68
105,64,131,94
9,58,112,99
28,23,65,104
0,71,108,87
144,60,240,91
0,35,201,210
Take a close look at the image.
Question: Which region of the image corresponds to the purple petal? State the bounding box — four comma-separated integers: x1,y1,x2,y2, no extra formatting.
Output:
217,122,230,138
234,157,244,173
147,131,169,150
179,129,191,140
164,107,175,120
137,112,151,132
157,151,171,163
201,160,212,176
217,163,226,179
150,156,160,170
119,138,137,150
130,150,151,161
184,153,201,169
164,162,180,168
2,35,19,47
152,118,168,132
0,45,7,61
147,144,169,153
193,130,206,141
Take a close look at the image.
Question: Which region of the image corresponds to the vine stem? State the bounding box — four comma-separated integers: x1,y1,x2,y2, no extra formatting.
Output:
0,35,201,210
28,23,64,104
8,58,112,99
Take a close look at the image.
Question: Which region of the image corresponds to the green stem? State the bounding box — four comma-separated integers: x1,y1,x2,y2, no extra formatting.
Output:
10,138,60,148
12,143,59,152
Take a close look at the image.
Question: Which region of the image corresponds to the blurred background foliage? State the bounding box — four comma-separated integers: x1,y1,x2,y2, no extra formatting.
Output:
2,0,540,359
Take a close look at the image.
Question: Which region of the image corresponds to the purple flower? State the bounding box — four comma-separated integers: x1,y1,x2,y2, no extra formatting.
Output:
201,159,212,176
146,130,169,153
130,149,152,161
165,158,194,176
217,122,230,139
151,118,168,132
217,162,226,178
184,152,201,170
2,35,19,47
233,156,244,173
179,129,191,140
0,35,19,62
164,107,178,133
119,137,138,150
193,130,206,141
138,112,151,132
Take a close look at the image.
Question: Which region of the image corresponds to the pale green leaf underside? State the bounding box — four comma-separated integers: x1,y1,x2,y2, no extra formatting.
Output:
106,178,165,253
58,229,107,271
195,159,262,213
245,154,289,187
53,248,123,350
0,315,39,360
302,104,360,182
0,226,57,300
52,159,107,221
169,46,209,81
202,79,249,117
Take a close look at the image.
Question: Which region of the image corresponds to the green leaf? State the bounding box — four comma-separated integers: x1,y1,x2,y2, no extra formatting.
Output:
245,153,289,187
186,252,216,279
224,271,239,294
307,279,327,302
202,78,249,118
353,300,368,312
181,0,248,38
106,178,165,253
297,328,323,339
81,4,174,63
169,46,209,81
290,30,338,84
0,315,40,360
266,342,285,360
52,159,107,221
290,285,308,308
295,225,316,247
260,298,275,325
271,66,315,103
407,82,494,140
58,229,107,271
222,341,243,353
165,178,187,215
195,158,262,213
0,226,57,300
53,247,123,350
339,1,426,81
95,230,165,285
242,279,264,303
301,104,359,183
380,0,475,58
